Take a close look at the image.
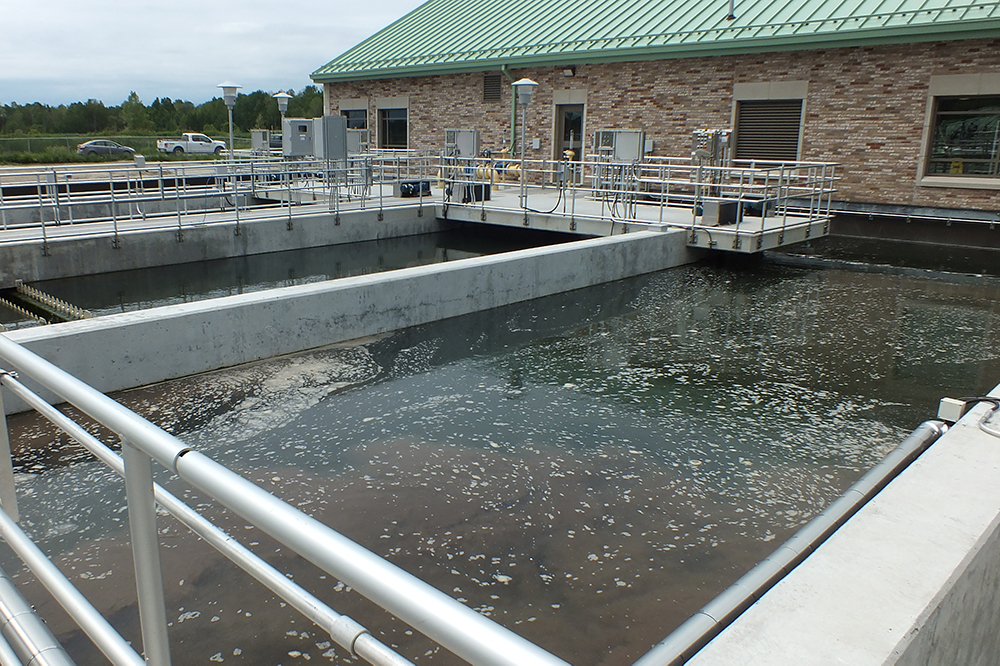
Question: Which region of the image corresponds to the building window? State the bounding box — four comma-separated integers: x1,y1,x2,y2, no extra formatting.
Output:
483,74,502,102
341,109,367,129
926,96,1000,177
734,99,803,161
378,108,407,149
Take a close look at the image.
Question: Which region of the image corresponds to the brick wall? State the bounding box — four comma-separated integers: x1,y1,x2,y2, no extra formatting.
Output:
323,38,1000,212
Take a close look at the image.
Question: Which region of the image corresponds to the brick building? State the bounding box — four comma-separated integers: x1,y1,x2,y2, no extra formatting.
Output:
313,0,1000,216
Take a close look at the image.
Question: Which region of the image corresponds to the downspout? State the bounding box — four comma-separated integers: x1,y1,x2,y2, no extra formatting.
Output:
501,65,517,156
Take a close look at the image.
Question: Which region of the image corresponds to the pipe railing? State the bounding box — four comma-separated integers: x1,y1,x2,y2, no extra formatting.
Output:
438,154,838,237
0,154,441,242
1,153,838,249
0,334,568,666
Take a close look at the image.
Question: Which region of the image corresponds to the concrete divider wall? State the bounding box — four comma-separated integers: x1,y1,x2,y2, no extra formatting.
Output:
687,393,1000,666
3,229,700,413
894,511,1000,666
0,205,445,288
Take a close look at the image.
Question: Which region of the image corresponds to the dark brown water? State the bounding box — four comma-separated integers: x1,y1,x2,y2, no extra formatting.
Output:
4,252,1000,665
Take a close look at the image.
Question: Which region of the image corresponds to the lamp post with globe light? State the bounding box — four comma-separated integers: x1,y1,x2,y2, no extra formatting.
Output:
273,92,291,121
218,82,241,161
218,82,241,233
273,92,292,154
512,78,537,209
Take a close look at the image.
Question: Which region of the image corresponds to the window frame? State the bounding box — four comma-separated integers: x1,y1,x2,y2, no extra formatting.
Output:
918,74,1000,190
378,108,408,149
341,109,367,130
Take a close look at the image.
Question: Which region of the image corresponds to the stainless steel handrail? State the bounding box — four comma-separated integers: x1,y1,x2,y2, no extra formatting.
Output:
0,561,78,666
0,334,567,666
0,369,410,666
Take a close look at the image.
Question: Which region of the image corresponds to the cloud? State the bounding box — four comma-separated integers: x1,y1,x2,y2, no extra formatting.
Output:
0,0,426,106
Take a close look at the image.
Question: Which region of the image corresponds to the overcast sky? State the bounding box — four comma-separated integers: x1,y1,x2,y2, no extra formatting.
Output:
0,0,427,107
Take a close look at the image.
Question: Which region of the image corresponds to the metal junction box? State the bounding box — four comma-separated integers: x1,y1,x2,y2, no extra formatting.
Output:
445,129,480,157
592,129,646,162
251,129,270,153
347,129,370,154
283,118,315,157
314,115,348,162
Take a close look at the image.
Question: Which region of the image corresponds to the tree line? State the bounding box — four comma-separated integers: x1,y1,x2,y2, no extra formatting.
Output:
0,87,324,137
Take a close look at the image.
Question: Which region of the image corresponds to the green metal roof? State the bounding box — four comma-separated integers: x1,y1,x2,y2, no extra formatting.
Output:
312,0,1000,82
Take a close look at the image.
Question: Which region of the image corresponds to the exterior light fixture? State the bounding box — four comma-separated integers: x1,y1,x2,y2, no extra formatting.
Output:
218,82,242,233
562,67,576,77
512,78,538,107
511,78,538,209
218,82,242,161
273,92,292,120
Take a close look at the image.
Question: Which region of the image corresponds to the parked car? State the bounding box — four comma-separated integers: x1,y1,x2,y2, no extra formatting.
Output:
157,133,226,155
77,139,136,157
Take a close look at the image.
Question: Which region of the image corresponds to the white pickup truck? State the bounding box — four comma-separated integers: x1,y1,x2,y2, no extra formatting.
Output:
157,133,226,155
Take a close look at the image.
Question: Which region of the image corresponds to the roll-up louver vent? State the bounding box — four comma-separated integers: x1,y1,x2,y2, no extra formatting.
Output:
734,99,803,161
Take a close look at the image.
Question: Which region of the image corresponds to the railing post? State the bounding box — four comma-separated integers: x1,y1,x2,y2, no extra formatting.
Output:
0,374,19,522
109,171,120,249
49,171,61,226
0,172,8,231
233,164,241,237
174,167,184,242
122,438,172,666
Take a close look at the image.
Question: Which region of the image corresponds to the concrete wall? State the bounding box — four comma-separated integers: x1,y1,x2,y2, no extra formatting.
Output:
0,206,446,288
2,229,701,412
686,393,1000,666
324,38,1000,214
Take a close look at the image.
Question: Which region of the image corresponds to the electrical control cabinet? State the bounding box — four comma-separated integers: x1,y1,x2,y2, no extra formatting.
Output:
283,118,315,157
592,129,645,162
314,115,348,162
445,129,480,157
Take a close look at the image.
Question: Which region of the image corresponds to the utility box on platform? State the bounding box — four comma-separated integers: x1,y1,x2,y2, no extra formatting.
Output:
283,118,315,157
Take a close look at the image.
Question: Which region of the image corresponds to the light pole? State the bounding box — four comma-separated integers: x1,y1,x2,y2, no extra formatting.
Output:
219,82,241,233
218,82,242,161
512,78,537,210
273,92,292,156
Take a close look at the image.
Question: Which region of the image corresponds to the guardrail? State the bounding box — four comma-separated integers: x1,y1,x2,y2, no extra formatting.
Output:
439,153,839,244
0,334,569,665
0,152,441,243
0,151,838,251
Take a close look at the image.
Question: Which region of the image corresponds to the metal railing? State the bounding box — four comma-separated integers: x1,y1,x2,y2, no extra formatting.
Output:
439,153,838,238
0,152,440,241
1,152,838,254
0,334,568,666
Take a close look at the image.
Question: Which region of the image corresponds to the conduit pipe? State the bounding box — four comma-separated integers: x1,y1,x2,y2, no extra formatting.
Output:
500,65,518,156
633,419,949,666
